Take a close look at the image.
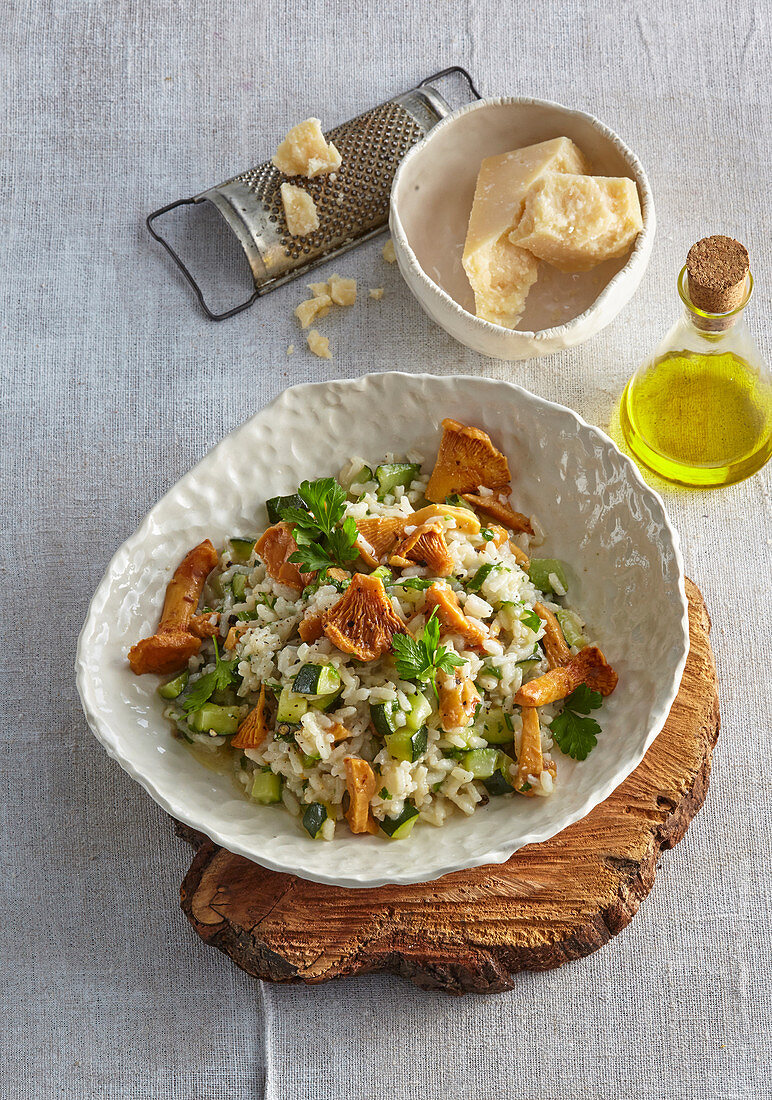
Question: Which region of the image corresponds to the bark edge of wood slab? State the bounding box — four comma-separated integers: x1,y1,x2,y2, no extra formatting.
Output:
176,579,719,995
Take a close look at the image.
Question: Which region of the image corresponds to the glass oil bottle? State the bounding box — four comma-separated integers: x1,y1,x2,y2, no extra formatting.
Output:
621,235,772,486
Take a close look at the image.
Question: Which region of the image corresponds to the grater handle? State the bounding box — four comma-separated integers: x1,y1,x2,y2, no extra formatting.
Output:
146,197,259,320
418,66,483,104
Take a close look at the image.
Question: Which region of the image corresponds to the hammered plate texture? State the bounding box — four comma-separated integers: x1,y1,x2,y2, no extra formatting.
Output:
76,373,689,888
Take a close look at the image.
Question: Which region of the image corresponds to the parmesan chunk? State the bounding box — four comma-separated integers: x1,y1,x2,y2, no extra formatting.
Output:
509,173,643,272
307,329,332,359
280,183,319,237
462,137,589,328
272,118,341,178
369,288,384,300
286,344,294,356
295,294,331,329
307,280,330,298
382,239,396,263
327,273,357,306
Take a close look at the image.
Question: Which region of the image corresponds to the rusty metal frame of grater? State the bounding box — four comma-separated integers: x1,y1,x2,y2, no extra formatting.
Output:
147,67,481,320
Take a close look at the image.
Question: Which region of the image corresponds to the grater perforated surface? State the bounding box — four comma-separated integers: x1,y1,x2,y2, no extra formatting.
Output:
232,102,423,264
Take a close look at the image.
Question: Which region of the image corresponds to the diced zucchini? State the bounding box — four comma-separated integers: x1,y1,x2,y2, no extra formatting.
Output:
370,701,401,739
292,663,341,697
481,708,514,745
266,493,308,525
517,660,541,677
467,563,499,591
482,752,515,796
211,686,239,706
229,538,257,564
380,803,419,838
187,704,241,735
301,752,321,767
444,494,474,511
276,686,308,723
404,692,432,732
370,565,393,585
302,801,329,839
556,608,588,648
157,670,189,700
231,573,247,601
250,770,282,804
311,688,342,712
375,462,421,499
461,747,500,779
527,558,569,594
385,725,428,763
349,463,374,485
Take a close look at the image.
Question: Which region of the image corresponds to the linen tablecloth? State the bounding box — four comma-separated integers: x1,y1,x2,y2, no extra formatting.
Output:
3,1,770,1096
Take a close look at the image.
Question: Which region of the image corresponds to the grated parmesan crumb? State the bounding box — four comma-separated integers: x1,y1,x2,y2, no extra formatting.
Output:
295,294,331,329
286,344,294,356
369,287,384,300
382,239,396,263
307,329,332,359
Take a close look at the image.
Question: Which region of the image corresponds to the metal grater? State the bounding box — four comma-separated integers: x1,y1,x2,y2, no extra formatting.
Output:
147,67,480,319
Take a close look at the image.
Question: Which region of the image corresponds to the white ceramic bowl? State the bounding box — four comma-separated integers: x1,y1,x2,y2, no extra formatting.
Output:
76,373,688,888
390,97,655,360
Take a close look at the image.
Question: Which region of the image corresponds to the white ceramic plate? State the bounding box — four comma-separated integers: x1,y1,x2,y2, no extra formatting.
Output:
390,97,655,360
76,373,688,888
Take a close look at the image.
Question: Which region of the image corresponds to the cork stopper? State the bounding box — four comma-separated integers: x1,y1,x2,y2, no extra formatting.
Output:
686,235,749,315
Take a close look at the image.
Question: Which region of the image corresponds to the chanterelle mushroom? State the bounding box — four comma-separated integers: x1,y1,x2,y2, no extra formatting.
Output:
128,539,218,675
322,572,406,661
425,418,510,503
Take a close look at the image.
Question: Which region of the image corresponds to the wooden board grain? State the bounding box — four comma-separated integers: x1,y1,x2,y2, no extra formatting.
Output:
176,578,719,994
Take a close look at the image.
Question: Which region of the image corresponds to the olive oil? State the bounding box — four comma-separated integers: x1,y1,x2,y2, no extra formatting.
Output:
621,237,772,487
621,350,772,486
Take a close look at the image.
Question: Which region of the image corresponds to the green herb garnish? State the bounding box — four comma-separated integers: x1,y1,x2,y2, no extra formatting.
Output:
467,563,499,591
480,528,494,542
183,638,238,713
278,478,359,573
548,684,603,761
390,577,434,591
520,608,542,632
392,608,465,698
378,787,391,800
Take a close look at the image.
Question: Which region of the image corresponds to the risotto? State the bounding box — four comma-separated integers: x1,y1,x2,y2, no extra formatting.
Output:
128,418,618,840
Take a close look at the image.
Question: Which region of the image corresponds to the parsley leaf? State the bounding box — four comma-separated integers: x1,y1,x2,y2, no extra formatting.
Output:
391,577,434,591
565,683,602,713
378,787,391,799
297,478,346,536
183,638,237,713
392,608,465,698
278,477,358,572
289,542,337,573
520,608,542,632
548,685,603,761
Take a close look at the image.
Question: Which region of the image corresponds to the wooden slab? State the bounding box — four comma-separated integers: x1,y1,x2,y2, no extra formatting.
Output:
176,578,719,994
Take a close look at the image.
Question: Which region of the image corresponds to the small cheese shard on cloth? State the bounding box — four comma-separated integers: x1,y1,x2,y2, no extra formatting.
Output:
327,273,357,305
382,239,396,263
272,118,341,178
509,173,643,272
295,294,331,328
307,329,332,359
462,137,589,328
304,275,356,307
280,183,319,236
